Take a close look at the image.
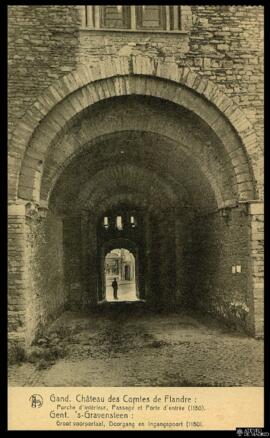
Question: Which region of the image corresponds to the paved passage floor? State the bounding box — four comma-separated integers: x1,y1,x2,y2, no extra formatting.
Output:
8,308,263,387
105,280,138,302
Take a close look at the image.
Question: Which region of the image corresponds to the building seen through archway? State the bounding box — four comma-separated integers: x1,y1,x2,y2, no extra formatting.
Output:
104,248,137,302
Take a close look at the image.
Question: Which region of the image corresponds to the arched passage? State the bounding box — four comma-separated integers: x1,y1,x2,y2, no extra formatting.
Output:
16,76,257,205
8,57,263,350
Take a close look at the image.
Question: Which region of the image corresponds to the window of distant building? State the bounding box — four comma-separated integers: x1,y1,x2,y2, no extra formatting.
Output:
82,6,192,33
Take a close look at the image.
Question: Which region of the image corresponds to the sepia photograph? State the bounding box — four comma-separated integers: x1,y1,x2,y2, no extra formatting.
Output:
7,4,264,429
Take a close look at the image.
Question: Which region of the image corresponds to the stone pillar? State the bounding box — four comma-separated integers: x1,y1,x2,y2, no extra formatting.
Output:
8,202,28,352
247,202,264,338
8,201,49,352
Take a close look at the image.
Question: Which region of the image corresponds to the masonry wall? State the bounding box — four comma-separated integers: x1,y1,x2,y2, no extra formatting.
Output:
157,211,177,308
24,210,65,343
8,5,80,139
188,207,253,332
8,210,28,350
62,217,83,307
248,205,264,337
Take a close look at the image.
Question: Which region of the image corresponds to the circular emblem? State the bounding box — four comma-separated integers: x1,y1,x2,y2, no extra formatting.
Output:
29,394,43,408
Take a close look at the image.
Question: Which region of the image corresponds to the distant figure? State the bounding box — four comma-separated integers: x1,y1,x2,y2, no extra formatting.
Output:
112,278,118,300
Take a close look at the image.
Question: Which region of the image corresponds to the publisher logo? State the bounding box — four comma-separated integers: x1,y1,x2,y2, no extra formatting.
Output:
29,394,43,408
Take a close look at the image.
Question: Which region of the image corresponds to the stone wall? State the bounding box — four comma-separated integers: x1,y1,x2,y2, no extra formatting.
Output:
63,217,83,307
248,203,264,337
24,209,65,344
157,210,177,308
8,5,81,138
188,205,254,332
189,6,263,150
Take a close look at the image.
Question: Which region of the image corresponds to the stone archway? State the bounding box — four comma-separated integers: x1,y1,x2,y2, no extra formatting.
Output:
9,56,260,204
8,56,263,351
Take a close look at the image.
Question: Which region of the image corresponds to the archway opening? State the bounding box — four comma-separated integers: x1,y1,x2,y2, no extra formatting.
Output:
12,87,259,345
104,248,138,302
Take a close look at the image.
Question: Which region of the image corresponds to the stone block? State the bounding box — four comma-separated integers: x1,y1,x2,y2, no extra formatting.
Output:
8,204,26,216
249,203,264,215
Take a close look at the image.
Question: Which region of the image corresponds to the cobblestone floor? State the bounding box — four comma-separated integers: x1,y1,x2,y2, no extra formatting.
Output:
8,307,263,387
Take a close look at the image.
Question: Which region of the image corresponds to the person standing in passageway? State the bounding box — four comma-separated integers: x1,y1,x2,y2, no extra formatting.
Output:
112,278,118,300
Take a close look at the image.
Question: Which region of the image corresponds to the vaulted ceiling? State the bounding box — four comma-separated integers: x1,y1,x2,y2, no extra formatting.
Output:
48,95,239,216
